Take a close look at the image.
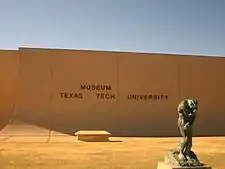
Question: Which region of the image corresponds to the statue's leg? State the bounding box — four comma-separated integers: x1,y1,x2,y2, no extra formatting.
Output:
177,117,185,152
178,126,188,159
181,136,188,155
185,128,193,159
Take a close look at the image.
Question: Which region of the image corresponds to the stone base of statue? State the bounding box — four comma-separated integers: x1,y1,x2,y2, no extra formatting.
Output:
157,162,212,169
157,149,212,169
165,149,202,166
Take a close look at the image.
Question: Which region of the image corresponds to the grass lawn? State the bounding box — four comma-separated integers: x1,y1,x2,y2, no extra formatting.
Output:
0,137,224,169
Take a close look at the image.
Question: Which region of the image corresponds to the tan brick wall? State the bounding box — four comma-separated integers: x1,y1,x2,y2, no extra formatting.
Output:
2,48,224,136
179,55,225,136
0,50,18,130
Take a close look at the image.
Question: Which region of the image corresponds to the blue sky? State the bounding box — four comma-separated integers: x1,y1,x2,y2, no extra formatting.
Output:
1,0,225,56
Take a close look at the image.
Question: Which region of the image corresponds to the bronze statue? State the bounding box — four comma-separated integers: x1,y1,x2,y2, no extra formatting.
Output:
165,99,203,167
177,99,198,161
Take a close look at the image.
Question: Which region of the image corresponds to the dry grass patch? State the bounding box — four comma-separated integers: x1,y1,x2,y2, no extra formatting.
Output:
0,137,224,169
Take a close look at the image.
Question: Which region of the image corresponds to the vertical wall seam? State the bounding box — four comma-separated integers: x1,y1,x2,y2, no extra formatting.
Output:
115,54,120,135
178,57,181,101
116,55,119,102
10,49,21,123
49,50,54,139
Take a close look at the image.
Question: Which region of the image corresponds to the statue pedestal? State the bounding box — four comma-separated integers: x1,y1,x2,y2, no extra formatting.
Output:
157,162,212,169
157,150,212,169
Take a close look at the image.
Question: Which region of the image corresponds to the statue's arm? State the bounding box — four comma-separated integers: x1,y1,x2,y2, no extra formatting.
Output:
177,101,184,114
189,109,197,126
177,105,186,128
178,102,192,129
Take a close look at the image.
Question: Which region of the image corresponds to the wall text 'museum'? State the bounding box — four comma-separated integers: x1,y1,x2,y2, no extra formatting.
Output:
80,84,112,91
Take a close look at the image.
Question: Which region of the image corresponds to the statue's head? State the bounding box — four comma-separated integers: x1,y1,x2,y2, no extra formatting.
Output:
187,99,198,109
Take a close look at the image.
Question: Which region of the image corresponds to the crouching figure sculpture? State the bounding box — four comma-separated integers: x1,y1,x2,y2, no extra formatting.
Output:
165,99,203,167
